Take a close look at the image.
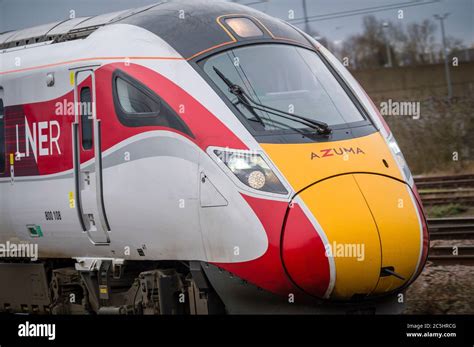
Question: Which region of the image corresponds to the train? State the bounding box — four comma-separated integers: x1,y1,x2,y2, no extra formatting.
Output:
0,0,429,314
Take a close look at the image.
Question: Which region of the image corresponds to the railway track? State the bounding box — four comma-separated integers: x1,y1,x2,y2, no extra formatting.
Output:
415,174,474,206
428,246,474,266
415,176,474,264
415,174,474,190
428,217,474,240
426,218,474,265
420,192,474,206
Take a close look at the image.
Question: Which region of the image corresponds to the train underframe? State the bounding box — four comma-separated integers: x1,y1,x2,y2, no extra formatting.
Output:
0,259,405,315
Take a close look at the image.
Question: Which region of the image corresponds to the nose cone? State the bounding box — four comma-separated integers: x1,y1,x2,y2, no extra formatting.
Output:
282,174,425,300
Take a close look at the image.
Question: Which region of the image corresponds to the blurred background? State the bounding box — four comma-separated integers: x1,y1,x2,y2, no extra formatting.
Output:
1,0,474,313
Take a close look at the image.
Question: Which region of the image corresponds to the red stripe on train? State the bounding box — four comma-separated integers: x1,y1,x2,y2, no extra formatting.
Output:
2,63,247,177
214,194,330,299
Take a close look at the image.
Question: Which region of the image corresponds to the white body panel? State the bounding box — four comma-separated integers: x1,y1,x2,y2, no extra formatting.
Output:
0,23,272,263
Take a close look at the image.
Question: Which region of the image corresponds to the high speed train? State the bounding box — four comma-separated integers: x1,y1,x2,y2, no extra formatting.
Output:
0,0,428,314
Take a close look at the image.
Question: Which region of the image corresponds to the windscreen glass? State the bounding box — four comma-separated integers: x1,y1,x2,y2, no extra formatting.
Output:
202,44,365,132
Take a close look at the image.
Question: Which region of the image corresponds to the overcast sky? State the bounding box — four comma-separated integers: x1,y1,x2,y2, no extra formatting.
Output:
0,0,472,47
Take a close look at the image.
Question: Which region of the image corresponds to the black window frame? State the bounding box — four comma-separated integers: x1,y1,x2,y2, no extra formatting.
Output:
80,87,93,151
0,98,5,173
112,69,194,138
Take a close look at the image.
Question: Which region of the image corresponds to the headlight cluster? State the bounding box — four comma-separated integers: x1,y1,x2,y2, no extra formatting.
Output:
387,134,413,184
214,150,288,194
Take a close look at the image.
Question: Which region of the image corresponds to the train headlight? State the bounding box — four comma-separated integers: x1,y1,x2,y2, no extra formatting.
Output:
248,170,266,190
387,134,413,184
214,150,288,194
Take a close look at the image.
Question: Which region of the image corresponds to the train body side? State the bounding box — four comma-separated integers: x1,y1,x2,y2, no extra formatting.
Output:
0,23,269,263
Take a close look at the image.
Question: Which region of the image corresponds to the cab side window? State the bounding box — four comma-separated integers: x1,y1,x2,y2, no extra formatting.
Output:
0,98,5,173
116,77,160,115
112,69,194,138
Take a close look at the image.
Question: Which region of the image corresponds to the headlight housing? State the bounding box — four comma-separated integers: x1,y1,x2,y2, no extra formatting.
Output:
214,150,288,194
387,134,413,185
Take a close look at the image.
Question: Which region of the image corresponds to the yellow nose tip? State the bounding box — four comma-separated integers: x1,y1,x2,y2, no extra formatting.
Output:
298,174,422,300
354,174,423,296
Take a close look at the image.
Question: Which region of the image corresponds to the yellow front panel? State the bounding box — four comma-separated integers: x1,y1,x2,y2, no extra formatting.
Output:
261,132,403,192
299,175,381,299
354,174,421,294
261,131,418,299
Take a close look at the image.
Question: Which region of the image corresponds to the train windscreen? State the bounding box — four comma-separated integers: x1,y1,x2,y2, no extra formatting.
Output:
202,44,366,133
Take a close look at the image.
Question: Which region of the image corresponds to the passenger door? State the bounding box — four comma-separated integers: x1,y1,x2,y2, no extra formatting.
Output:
72,68,111,245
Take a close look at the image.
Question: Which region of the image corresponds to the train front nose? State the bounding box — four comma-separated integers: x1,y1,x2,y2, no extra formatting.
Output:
282,174,424,300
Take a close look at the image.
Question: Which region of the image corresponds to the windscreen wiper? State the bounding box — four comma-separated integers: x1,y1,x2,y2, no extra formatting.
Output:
213,66,332,135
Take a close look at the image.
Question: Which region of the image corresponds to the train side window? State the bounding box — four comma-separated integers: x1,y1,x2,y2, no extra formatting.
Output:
80,87,93,150
112,69,193,137
0,98,5,173
116,77,160,115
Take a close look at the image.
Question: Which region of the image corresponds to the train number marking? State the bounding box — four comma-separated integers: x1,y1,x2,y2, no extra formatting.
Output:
45,211,62,221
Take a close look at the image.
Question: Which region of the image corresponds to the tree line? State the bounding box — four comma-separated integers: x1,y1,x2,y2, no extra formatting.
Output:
315,15,466,70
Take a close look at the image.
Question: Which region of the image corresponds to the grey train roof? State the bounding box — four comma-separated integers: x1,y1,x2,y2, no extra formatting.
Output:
0,0,312,58
0,3,159,48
